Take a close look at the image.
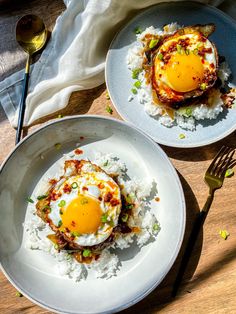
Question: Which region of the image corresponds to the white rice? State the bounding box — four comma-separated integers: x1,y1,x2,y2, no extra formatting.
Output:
23,152,160,282
127,24,232,130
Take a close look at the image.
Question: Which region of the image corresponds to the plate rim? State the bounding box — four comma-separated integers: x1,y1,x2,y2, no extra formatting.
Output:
105,0,236,148
0,114,186,314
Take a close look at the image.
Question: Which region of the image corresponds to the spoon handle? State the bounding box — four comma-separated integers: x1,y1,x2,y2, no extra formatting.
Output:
15,54,31,144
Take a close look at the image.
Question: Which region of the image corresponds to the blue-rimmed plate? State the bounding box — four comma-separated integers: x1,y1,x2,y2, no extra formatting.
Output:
106,1,236,148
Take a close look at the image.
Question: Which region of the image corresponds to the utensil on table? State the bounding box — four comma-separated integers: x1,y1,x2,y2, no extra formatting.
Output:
15,14,47,144
172,146,235,297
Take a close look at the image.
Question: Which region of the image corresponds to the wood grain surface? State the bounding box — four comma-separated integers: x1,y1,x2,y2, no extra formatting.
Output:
0,1,236,313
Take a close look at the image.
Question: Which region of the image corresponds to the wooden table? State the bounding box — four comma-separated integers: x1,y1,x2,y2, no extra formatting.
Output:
0,1,236,313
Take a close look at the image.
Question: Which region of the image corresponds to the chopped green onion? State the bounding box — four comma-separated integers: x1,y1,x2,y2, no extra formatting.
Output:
54,244,59,250
80,198,88,205
158,53,163,60
121,213,129,222
58,200,66,207
71,231,81,237
105,92,110,100
15,291,23,298
37,194,47,200
126,204,134,210
83,249,91,257
106,105,113,114
27,197,34,204
103,160,109,166
54,143,61,150
134,26,142,34
71,182,78,189
108,219,114,227
225,168,234,178
132,68,142,79
43,205,51,213
185,49,190,55
57,220,62,228
101,213,108,223
219,229,230,240
185,107,193,117
131,88,138,95
200,83,207,90
193,48,199,55
153,223,160,231
177,44,182,54
57,114,64,118
134,80,141,89
179,133,185,139
149,39,159,49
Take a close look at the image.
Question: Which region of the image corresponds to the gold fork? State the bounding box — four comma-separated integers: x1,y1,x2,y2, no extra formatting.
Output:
172,146,235,296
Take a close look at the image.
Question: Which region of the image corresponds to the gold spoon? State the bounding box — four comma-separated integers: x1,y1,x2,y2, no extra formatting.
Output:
15,14,48,144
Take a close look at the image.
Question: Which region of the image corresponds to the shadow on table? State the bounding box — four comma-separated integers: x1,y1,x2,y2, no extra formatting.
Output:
161,131,236,162
121,172,204,314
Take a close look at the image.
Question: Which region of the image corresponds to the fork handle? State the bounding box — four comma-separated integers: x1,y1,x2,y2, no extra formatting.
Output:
172,192,214,297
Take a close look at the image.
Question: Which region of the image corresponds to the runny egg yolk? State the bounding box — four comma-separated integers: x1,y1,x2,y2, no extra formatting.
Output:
165,53,204,92
61,195,102,234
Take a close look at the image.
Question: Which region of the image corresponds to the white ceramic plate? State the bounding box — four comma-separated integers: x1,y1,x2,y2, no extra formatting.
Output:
0,116,185,313
105,1,236,148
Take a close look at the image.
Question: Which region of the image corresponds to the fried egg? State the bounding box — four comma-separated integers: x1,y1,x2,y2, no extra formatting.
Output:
152,25,218,105
36,160,121,246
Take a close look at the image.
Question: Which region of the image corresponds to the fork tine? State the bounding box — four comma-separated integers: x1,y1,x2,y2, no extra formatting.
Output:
207,146,227,174
218,149,235,178
215,148,234,176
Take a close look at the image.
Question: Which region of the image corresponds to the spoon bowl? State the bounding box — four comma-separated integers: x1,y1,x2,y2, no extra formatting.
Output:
15,15,48,144
16,14,47,54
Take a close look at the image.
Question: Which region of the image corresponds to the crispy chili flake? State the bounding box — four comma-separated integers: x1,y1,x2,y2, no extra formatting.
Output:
98,183,104,189
155,197,160,202
110,198,120,206
71,221,76,227
104,192,113,202
74,148,83,155
82,186,88,191
49,179,57,185
80,136,84,140
50,192,61,201
63,183,72,193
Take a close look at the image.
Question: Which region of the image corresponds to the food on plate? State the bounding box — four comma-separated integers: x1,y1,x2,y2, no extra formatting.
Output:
24,150,160,281
127,23,236,131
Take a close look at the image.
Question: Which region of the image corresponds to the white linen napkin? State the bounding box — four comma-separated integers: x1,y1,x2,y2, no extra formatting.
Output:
0,0,231,127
